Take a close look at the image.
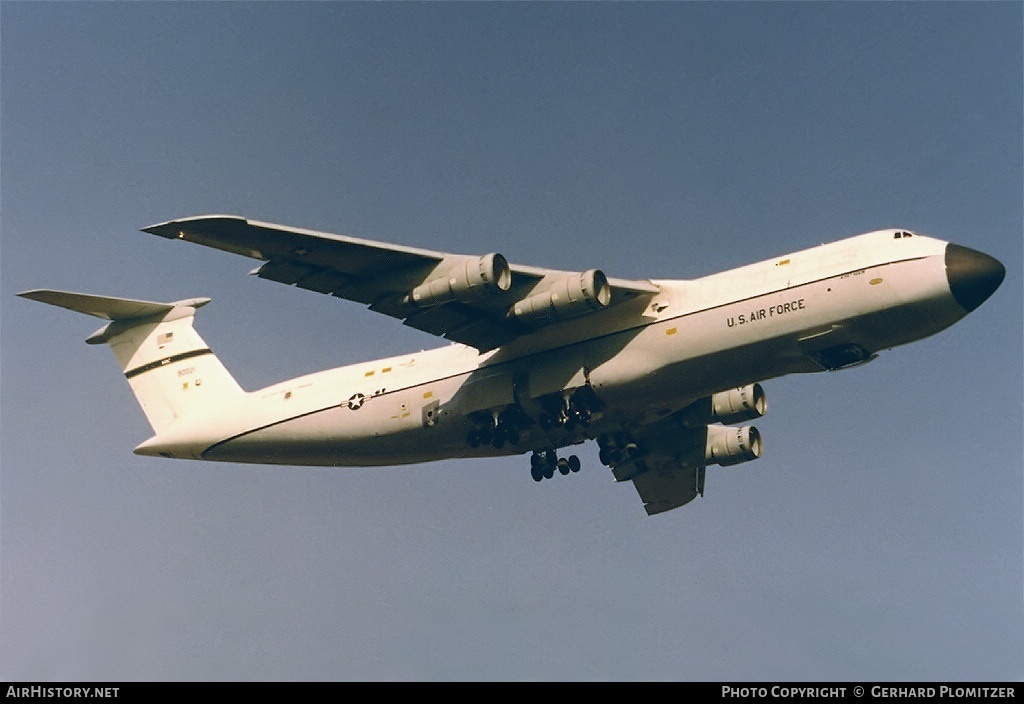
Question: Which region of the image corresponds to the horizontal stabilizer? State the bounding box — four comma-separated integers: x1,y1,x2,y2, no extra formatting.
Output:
17,289,209,321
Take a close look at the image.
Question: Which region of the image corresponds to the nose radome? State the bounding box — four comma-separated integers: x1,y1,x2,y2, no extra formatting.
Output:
945,244,1005,313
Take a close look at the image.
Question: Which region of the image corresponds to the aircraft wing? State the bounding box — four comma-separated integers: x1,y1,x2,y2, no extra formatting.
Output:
144,215,659,351
630,457,705,516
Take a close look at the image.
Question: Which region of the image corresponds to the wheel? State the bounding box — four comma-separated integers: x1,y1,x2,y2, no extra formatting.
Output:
531,464,543,482
557,458,570,475
542,450,557,479
568,455,581,473
491,426,506,449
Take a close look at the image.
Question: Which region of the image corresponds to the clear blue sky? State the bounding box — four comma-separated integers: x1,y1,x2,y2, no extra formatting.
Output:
2,2,1021,681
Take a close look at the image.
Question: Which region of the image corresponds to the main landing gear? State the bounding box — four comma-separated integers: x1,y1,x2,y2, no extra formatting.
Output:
466,408,523,449
461,388,600,482
597,432,638,468
530,449,581,482
538,387,598,432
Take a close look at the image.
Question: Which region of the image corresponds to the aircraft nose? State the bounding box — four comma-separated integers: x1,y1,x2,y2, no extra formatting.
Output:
945,243,1005,313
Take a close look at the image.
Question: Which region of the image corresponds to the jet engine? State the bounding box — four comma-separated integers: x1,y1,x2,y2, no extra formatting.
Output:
704,424,762,466
408,253,511,307
510,269,611,325
678,383,767,427
711,384,767,424
603,422,762,481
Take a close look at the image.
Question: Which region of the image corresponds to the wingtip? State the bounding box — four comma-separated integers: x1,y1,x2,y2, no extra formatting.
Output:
17,288,69,302
141,214,248,238
141,221,177,238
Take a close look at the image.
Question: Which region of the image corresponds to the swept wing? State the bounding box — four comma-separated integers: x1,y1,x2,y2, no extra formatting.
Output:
144,215,658,351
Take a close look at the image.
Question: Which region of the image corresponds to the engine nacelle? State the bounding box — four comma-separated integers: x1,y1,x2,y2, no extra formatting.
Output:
705,424,762,467
510,269,611,325
678,383,767,427
711,384,767,425
408,253,511,307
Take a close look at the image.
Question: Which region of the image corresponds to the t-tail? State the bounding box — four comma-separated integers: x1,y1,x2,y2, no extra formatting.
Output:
18,290,245,435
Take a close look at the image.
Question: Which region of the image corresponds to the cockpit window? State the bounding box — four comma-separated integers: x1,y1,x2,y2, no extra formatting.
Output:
893,231,914,239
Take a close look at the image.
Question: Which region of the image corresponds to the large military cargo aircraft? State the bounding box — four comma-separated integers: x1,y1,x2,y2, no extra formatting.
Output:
20,217,1004,514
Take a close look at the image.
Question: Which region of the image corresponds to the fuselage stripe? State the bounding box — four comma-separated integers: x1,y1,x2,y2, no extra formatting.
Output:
125,348,213,379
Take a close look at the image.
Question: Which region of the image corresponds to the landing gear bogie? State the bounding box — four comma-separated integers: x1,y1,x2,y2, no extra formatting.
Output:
529,449,582,482
597,432,639,468
466,406,529,452
536,386,601,434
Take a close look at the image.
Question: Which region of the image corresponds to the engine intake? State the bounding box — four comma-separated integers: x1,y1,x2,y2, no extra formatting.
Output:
409,253,511,307
705,425,762,467
510,269,611,324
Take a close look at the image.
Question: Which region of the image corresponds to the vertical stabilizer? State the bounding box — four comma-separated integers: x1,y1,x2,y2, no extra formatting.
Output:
18,290,245,435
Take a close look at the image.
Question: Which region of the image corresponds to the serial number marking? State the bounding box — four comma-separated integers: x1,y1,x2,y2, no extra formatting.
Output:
727,298,805,328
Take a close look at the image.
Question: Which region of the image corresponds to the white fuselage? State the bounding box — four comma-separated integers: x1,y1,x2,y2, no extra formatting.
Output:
134,230,964,466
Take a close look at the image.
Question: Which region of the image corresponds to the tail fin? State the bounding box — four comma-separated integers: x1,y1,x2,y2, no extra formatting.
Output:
18,289,245,435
